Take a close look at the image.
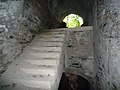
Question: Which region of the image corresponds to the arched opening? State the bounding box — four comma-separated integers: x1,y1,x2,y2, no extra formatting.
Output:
58,73,91,90
63,14,84,28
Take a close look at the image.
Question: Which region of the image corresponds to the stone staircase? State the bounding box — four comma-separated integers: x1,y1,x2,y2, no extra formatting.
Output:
0,30,65,90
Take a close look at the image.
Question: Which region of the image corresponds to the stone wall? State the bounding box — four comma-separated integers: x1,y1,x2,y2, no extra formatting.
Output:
65,27,94,79
56,0,94,25
93,0,120,89
65,29,93,66
0,0,67,74
0,0,41,74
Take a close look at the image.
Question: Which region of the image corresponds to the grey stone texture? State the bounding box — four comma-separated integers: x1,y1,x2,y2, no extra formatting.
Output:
0,29,65,90
65,28,94,89
0,0,41,73
65,30,93,68
0,0,94,74
93,0,120,90
0,0,120,89
0,0,64,74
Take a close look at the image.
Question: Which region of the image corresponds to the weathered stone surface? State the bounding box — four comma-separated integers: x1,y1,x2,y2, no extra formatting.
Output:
65,27,94,86
0,0,41,73
0,0,94,74
94,0,120,90
0,30,65,90
1,0,120,90
0,50,6,74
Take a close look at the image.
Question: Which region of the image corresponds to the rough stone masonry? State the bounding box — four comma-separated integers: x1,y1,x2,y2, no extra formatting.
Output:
94,0,120,89
0,0,58,73
0,0,41,73
0,0,120,90
0,0,93,74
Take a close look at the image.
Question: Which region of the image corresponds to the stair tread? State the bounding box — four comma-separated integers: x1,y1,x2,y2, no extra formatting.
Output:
20,64,56,69
38,34,65,38
1,59,57,78
20,52,61,60
24,60,58,66
11,59,57,69
22,50,61,56
30,47,62,52
20,68,56,76
37,38,64,42
10,71,55,81
17,62,57,75
29,42,63,47
12,79,52,89
39,31,64,34
40,30,65,32
2,65,55,80
12,74,55,81
5,65,57,77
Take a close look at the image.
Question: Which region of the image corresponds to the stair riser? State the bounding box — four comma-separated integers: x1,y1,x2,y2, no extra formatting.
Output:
23,53,61,60
13,79,51,89
30,42,63,47
38,34,65,38
30,47,62,52
37,38,64,42
21,69,56,76
25,60,58,66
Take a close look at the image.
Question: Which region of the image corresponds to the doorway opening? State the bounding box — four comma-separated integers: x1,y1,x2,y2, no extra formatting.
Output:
63,14,84,28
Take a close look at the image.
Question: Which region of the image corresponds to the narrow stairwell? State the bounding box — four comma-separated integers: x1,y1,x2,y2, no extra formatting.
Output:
0,30,65,90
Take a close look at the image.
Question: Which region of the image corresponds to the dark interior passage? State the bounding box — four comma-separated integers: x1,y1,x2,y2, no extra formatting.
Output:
58,73,91,90
77,75,91,90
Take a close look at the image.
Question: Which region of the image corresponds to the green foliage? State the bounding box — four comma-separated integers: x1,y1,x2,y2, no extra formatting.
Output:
63,14,83,28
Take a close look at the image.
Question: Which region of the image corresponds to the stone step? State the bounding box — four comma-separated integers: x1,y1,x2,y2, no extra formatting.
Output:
40,31,64,34
13,58,58,75
38,34,65,38
22,47,61,55
38,35,65,38
30,41,63,47
15,59,56,68
38,36,64,39
0,67,54,90
21,52,61,60
0,60,56,77
24,59,58,66
41,30,64,32
37,37,64,42
1,77,55,90
40,32,64,35
10,67,55,80
29,47,62,52
12,79,52,89
12,71,55,82
20,67,56,76
0,82,31,90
